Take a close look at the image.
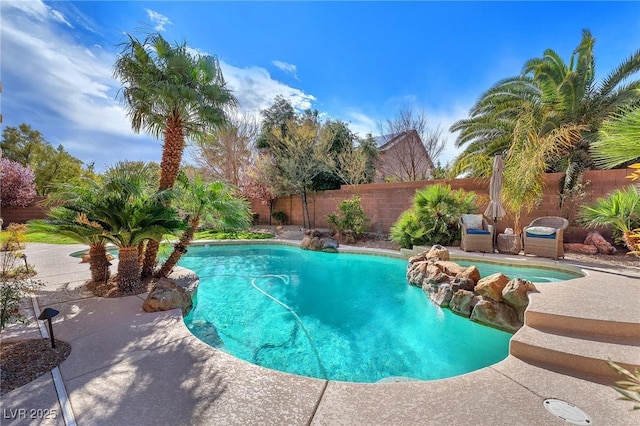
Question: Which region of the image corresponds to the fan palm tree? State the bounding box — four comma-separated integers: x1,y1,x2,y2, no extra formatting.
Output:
452,30,640,193
113,32,237,278
156,173,251,278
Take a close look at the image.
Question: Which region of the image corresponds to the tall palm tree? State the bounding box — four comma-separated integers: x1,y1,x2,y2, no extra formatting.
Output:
156,173,251,278
591,106,640,169
452,30,640,192
113,32,237,278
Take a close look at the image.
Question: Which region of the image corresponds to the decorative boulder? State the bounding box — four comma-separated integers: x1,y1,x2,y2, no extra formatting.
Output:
426,245,450,261
502,278,538,322
456,266,481,285
321,238,339,253
300,236,312,249
470,298,521,332
563,243,598,255
142,278,193,316
407,261,429,287
475,273,511,302
429,283,454,307
408,253,428,264
300,230,339,253
584,231,617,255
434,261,466,277
451,276,475,292
450,290,480,317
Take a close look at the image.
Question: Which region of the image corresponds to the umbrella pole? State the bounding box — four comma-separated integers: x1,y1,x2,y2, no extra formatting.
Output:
493,218,498,253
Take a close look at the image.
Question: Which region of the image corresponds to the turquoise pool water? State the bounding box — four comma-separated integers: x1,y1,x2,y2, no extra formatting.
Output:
181,244,517,383
455,260,581,283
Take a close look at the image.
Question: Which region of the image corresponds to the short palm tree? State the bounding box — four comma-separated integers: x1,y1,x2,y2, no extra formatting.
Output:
114,32,237,278
156,173,251,278
579,186,640,254
31,208,111,283
95,196,183,293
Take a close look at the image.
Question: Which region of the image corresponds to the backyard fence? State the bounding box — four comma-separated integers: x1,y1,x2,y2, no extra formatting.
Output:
250,168,635,242
1,169,634,242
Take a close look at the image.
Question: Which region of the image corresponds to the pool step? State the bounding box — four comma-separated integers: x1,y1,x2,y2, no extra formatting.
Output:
525,310,640,342
510,325,640,382
524,277,640,342
511,273,640,382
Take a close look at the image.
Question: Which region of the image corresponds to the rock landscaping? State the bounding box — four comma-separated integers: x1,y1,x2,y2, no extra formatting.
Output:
406,245,538,333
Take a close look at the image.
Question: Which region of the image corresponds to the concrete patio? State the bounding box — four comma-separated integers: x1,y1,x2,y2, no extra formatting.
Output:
1,242,639,425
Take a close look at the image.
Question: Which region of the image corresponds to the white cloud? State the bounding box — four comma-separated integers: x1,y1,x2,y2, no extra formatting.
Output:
1,0,317,170
2,1,151,169
272,60,296,74
145,9,172,32
423,103,474,166
345,110,378,138
4,0,73,27
221,63,315,114
272,60,299,81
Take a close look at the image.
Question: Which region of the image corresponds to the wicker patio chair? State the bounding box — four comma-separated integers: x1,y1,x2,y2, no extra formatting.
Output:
522,216,569,260
459,214,494,253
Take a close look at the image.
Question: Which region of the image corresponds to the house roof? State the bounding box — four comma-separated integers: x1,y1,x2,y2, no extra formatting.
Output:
373,132,403,150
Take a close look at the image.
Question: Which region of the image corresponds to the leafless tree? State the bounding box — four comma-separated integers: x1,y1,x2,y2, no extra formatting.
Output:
377,108,445,181
191,112,260,188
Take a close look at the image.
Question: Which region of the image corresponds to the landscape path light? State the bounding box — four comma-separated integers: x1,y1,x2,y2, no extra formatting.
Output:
38,307,60,348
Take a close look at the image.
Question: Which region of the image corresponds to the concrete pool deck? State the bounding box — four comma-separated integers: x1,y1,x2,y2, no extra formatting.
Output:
1,242,639,425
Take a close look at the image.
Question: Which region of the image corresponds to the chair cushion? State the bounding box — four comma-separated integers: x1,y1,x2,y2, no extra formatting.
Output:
526,226,557,236
467,229,491,235
526,232,557,239
461,214,483,230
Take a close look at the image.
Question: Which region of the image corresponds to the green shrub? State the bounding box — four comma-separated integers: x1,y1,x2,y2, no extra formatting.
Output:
390,184,478,249
0,248,43,329
271,211,288,225
326,196,369,238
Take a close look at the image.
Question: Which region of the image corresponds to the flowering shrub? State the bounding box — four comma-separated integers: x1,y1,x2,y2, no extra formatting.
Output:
0,158,37,207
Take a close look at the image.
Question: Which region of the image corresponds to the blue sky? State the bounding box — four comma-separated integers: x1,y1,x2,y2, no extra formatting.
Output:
2,1,639,172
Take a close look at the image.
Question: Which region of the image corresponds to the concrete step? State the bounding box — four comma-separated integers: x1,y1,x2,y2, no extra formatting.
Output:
510,325,640,382
525,309,640,343
523,275,640,343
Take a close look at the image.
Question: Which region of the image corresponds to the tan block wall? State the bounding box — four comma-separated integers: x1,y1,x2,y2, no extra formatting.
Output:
2,169,634,242
0,197,48,228
251,168,636,241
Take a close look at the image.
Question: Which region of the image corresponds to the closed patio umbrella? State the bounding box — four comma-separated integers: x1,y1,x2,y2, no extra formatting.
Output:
484,154,506,251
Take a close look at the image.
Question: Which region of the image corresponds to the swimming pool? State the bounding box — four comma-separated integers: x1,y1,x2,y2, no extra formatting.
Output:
181,244,525,382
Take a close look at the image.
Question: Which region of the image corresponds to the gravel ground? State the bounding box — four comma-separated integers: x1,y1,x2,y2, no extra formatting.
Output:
0,338,71,395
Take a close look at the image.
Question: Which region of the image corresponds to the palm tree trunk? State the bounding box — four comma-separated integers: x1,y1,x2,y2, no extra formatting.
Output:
156,217,199,278
137,241,146,267
142,114,185,278
159,114,185,190
89,243,109,283
117,246,142,295
623,230,640,253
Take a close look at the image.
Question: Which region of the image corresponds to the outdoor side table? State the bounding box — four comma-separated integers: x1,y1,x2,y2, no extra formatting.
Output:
497,233,522,254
